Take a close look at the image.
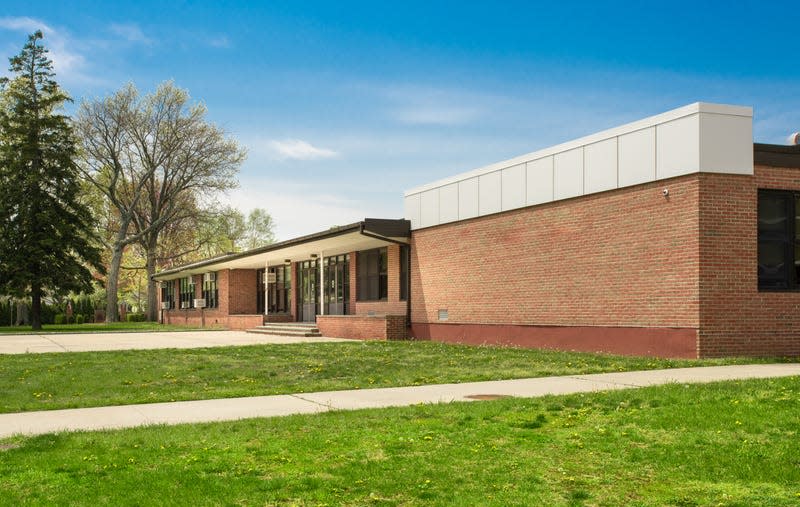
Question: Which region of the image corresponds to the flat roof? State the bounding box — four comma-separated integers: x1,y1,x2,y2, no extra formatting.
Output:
153,218,410,280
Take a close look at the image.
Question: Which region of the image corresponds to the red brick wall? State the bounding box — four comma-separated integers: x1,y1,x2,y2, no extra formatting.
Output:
228,269,258,314
163,310,262,330
317,314,408,340
410,175,702,356
698,167,800,357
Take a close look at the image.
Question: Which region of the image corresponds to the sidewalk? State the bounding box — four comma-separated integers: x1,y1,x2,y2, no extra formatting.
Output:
0,330,355,354
1,363,797,439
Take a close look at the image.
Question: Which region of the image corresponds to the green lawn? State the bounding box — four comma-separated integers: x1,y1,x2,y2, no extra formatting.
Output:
0,340,778,414
1,377,797,506
0,321,213,334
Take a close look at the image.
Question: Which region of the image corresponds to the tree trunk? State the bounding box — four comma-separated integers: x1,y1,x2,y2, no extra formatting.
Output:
145,243,158,322
106,243,123,323
31,285,42,331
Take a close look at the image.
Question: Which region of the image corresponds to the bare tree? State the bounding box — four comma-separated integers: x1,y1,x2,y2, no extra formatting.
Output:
76,81,245,322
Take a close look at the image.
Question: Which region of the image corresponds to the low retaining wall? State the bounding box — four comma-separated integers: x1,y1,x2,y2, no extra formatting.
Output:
317,314,408,341
411,323,698,358
163,311,263,330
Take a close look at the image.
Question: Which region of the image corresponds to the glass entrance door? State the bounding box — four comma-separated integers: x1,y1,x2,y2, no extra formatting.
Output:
297,260,319,322
324,254,349,315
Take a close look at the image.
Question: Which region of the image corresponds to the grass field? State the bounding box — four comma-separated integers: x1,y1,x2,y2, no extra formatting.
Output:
0,322,212,334
1,376,797,506
0,341,771,414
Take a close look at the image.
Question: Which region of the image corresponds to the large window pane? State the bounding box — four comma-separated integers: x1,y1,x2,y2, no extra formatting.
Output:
758,190,794,290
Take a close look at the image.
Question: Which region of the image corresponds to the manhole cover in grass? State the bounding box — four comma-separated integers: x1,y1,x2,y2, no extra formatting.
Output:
465,394,511,400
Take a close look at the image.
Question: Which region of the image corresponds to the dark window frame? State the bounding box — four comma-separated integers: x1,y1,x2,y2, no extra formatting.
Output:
202,272,218,308
357,247,387,301
399,245,409,301
179,276,196,309
161,280,175,310
758,189,800,291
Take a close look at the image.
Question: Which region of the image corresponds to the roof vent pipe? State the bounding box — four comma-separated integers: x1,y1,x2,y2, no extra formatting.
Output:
789,132,800,145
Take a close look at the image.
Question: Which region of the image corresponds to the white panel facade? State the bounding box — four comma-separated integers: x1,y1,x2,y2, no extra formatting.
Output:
584,138,618,194
458,177,480,220
526,157,554,205
438,183,459,224
404,103,754,230
501,163,526,211
404,193,421,230
656,114,700,179
699,113,754,174
553,148,584,200
419,189,440,228
618,127,656,187
479,171,502,215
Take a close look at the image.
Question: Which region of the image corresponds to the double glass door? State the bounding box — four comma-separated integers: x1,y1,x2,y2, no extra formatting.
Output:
297,260,319,322
323,254,349,315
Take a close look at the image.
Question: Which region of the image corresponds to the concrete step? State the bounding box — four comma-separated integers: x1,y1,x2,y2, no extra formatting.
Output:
247,323,322,337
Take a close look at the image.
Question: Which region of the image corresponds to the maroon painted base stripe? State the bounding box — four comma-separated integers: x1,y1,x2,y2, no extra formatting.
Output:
411,323,698,358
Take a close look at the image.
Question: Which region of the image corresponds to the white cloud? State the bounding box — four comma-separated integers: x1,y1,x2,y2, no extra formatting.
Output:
266,139,340,160
0,16,91,85
374,83,489,126
109,23,152,45
207,35,231,48
392,105,482,126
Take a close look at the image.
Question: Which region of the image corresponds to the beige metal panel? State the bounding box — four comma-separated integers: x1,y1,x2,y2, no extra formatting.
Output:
656,114,700,179
584,137,618,194
526,156,554,205
501,163,526,211
699,113,753,174
554,147,584,200
439,182,460,223
618,127,656,187
458,177,480,220
403,193,421,230
479,171,502,215
419,189,440,228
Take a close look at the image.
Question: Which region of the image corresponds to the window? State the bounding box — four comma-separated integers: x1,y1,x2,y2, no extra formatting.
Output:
758,189,800,290
357,247,387,301
161,280,175,309
399,245,409,301
202,273,218,308
179,276,195,308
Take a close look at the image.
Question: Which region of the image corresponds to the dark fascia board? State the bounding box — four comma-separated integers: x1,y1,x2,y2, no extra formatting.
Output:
754,143,800,167
362,218,411,239
153,218,411,279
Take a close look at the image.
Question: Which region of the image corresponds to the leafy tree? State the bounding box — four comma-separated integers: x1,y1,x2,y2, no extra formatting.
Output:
0,31,103,330
76,82,245,321
243,208,275,250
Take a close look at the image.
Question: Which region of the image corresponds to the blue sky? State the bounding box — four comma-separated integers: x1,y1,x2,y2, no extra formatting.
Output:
2,1,799,239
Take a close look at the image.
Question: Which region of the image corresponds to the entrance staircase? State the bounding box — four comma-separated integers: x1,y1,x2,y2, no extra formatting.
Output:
246,322,322,337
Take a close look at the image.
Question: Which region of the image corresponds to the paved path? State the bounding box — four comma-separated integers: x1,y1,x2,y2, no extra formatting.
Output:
0,330,355,354
1,363,797,439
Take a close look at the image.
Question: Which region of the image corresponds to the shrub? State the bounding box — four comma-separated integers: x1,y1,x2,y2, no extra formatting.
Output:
54,314,66,325
126,313,146,322
75,314,85,325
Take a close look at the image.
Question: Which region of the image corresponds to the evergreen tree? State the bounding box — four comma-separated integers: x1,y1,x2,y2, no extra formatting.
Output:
0,31,103,330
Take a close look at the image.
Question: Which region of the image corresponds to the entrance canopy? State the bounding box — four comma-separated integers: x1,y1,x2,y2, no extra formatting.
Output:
153,218,410,281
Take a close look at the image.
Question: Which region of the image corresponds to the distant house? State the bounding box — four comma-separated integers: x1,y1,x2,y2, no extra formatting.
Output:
155,102,800,358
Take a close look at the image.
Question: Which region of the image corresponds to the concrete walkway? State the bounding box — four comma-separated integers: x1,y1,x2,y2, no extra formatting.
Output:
0,330,355,354
1,363,797,439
